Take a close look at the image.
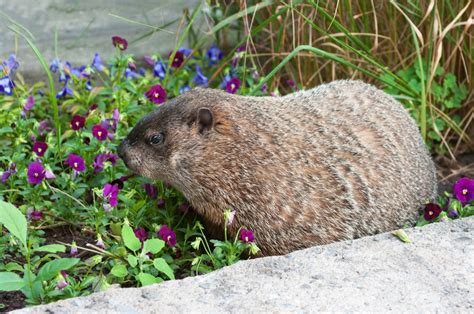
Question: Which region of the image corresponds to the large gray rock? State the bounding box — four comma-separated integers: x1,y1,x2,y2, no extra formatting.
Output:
15,217,474,313
0,0,201,81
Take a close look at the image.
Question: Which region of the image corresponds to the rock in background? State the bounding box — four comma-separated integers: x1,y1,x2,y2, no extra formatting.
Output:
0,0,201,81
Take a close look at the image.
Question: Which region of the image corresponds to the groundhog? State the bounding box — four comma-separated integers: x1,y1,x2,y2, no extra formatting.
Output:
118,80,437,256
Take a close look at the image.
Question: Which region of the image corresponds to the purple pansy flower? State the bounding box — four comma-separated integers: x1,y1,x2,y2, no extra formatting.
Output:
144,55,155,66
22,95,35,112
64,154,86,173
93,153,118,173
153,61,167,80
56,271,69,290
38,119,51,135
30,210,43,221
193,65,208,86
142,183,158,199
158,225,176,247
104,183,119,207
125,68,139,79
92,124,108,141
1,163,16,184
423,203,443,221
0,54,18,95
240,228,255,243
453,177,474,205
226,77,241,94
286,79,296,88
134,227,148,243
95,234,105,249
91,53,104,71
27,161,46,185
50,58,61,73
145,84,167,104
170,51,184,68
112,36,128,51
32,141,48,157
157,199,166,208
448,210,459,219
207,45,223,65
71,115,86,130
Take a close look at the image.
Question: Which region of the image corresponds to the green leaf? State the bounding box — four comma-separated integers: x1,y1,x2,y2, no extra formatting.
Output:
0,272,25,291
127,254,138,268
33,244,66,253
36,258,80,282
143,239,165,254
110,264,128,278
392,229,412,243
0,200,27,249
153,258,175,280
5,262,24,272
137,273,163,286
122,224,141,252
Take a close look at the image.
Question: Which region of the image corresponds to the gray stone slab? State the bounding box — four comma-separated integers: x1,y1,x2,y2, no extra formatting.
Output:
14,217,474,313
0,0,201,81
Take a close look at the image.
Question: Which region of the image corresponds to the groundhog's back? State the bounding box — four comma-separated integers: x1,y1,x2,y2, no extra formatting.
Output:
219,80,437,255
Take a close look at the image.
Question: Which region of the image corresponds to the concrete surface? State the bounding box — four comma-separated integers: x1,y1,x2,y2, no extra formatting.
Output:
14,217,474,313
0,0,201,81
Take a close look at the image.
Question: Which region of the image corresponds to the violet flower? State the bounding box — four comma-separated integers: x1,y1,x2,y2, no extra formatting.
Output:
144,55,155,66
179,85,191,94
64,153,86,173
95,234,105,249
448,210,459,219
145,84,167,104
158,225,176,247
226,77,241,94
50,58,61,73
104,183,119,207
92,124,108,141
30,210,43,221
0,54,18,95
112,36,128,51
27,161,46,185
240,228,255,243
38,119,51,135
157,199,166,209
56,271,69,290
170,51,184,68
142,183,158,199
22,95,35,113
32,141,48,157
453,177,474,205
178,47,192,57
93,153,118,173
423,203,443,221
71,115,86,130
125,68,139,79
134,227,148,243
1,162,16,183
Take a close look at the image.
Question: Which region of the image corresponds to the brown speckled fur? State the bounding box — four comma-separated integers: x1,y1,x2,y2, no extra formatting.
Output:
119,80,437,256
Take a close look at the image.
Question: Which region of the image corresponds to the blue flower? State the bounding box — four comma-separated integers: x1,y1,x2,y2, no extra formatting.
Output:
1,54,19,95
50,58,61,73
193,65,208,86
178,47,193,57
207,45,223,65
92,53,104,71
220,74,232,89
85,80,92,91
56,78,73,99
0,76,14,95
125,68,139,79
179,85,191,94
153,61,166,80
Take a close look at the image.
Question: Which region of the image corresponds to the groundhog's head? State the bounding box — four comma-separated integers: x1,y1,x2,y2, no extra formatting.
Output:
118,89,238,192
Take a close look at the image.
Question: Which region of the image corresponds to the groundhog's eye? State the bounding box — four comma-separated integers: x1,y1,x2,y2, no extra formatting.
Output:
149,133,164,145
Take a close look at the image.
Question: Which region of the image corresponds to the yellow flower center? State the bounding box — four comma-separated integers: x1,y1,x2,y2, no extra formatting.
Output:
98,131,102,137
34,172,39,177
428,211,433,215
462,189,468,195
245,236,249,242
75,122,80,126
37,148,42,153
231,83,235,89
154,92,159,98
167,235,171,241
74,162,78,168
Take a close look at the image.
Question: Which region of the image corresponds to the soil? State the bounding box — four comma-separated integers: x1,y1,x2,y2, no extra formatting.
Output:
0,153,472,312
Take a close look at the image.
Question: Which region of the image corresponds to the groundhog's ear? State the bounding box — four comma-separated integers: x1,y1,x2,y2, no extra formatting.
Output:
197,107,214,134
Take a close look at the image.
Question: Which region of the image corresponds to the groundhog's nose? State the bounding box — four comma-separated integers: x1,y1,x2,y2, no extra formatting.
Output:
117,140,128,163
